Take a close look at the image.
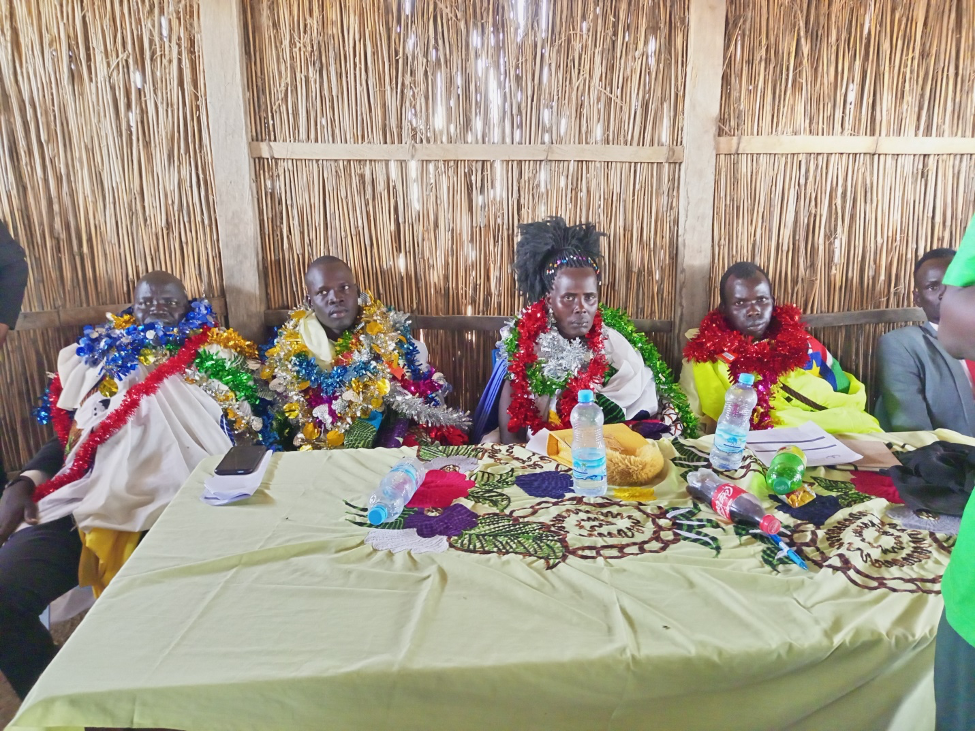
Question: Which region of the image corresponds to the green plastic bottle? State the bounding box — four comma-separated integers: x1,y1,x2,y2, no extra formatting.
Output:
766,445,807,495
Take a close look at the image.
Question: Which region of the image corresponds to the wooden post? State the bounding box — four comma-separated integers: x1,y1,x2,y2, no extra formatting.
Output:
674,0,727,359
198,0,266,342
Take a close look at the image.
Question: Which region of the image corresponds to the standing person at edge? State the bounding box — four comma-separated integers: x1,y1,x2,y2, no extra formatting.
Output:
932,216,975,731
0,221,29,486
680,261,881,434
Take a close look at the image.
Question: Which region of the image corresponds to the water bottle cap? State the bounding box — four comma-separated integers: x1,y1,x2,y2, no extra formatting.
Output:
737,373,756,386
578,389,595,403
367,505,388,525
760,514,782,534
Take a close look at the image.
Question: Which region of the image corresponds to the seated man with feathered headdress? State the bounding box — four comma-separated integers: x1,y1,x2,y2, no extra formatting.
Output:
475,217,696,444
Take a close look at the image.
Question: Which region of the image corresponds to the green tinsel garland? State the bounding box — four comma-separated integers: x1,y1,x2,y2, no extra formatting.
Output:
502,305,699,437
526,361,566,396
193,350,262,408
599,305,699,438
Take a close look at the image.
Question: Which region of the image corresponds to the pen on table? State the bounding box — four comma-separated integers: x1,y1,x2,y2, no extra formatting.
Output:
767,532,808,571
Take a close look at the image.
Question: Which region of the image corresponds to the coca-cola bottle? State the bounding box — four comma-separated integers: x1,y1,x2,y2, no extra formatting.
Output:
686,468,781,533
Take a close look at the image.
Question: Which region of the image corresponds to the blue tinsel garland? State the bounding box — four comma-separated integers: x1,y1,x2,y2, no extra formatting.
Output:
75,299,217,383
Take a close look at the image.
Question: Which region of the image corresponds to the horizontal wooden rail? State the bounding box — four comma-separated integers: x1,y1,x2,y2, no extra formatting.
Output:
15,298,228,331
250,141,685,163
716,136,975,155
263,311,675,333
247,138,975,163
802,307,925,327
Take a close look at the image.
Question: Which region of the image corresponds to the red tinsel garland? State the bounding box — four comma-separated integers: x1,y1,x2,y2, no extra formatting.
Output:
421,425,468,446
46,374,72,448
682,304,811,429
506,300,607,434
32,329,211,502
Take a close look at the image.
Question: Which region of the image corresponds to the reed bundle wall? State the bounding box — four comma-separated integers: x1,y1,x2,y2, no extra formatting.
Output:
246,0,689,412
715,0,975,399
0,0,221,468
0,0,973,469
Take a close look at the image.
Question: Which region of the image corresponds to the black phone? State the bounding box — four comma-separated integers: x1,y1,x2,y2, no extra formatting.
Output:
214,445,268,476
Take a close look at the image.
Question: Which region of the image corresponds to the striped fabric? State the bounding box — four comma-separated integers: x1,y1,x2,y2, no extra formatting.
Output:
803,335,851,394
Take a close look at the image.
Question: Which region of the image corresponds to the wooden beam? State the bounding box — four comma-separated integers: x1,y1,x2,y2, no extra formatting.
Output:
15,298,229,331
412,315,509,332
199,0,266,342
250,141,684,164
716,136,976,155
674,0,727,358
263,311,672,333
802,307,925,328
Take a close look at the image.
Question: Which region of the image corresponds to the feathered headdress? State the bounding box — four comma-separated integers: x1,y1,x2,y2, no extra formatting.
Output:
513,216,605,302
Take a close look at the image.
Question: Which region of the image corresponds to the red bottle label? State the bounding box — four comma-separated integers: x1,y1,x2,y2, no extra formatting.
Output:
711,483,747,520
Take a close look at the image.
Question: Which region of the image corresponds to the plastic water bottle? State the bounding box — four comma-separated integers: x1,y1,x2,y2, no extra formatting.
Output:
766,445,807,495
570,389,607,497
710,372,758,470
686,468,781,533
366,458,427,525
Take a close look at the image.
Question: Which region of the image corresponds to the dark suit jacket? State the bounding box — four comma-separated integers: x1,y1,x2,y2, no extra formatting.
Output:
875,322,975,435
23,437,66,478
0,221,28,330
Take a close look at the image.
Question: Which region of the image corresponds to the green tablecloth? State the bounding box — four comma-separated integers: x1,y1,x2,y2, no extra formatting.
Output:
11,430,969,731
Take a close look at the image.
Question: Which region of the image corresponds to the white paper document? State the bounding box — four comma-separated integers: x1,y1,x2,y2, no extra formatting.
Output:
526,428,552,457
745,421,863,468
201,450,273,506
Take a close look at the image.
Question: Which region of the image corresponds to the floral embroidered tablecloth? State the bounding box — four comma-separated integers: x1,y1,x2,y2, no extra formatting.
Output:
346,436,958,596
12,431,968,731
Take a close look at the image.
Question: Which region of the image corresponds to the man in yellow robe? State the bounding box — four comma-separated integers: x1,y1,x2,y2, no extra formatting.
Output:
680,262,880,434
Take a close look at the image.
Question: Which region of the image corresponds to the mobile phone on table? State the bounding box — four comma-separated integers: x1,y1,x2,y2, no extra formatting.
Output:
214,445,268,476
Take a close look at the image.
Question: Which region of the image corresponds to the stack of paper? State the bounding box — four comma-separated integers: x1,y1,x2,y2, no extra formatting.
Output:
746,421,863,467
201,451,273,506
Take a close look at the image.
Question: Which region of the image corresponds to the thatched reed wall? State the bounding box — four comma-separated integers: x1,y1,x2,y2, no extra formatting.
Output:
0,0,973,470
0,0,221,468
246,0,689,412
714,0,975,399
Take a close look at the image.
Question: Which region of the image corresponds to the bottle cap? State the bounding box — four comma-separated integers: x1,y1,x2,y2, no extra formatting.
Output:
759,514,782,534
578,389,595,403
772,477,792,494
737,373,756,386
367,505,388,525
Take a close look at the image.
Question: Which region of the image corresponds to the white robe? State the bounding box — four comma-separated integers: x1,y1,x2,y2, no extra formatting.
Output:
297,310,430,369
32,344,232,533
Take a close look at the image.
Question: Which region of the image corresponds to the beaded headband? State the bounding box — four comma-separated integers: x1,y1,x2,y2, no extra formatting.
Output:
542,250,602,287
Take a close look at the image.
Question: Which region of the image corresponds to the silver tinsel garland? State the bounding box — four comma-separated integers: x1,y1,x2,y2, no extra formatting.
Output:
385,381,472,429
535,327,594,381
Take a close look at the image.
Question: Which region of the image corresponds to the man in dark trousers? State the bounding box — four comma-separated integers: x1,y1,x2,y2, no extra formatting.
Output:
875,247,975,435
0,220,29,480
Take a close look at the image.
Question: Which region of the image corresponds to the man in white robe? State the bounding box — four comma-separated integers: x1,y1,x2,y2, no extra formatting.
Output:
0,271,252,699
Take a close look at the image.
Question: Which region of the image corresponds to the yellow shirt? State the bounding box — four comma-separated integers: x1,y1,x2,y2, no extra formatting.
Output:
680,357,881,434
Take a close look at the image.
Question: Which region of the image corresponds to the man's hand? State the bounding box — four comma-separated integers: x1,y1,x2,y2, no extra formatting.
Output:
0,477,39,545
